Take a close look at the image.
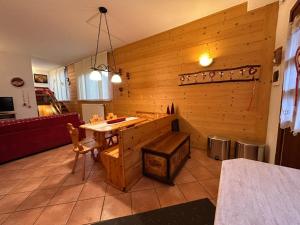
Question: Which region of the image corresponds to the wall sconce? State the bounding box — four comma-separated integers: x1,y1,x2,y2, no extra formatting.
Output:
199,53,213,67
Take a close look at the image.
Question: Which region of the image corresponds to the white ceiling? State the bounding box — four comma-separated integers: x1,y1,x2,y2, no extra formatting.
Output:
0,0,277,71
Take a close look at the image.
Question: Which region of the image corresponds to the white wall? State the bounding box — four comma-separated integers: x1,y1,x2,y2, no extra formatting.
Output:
0,52,38,119
266,0,296,163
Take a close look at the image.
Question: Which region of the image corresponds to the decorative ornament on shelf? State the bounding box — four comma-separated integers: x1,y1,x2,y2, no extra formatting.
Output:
178,65,261,86
89,6,122,84
171,103,175,114
167,106,170,115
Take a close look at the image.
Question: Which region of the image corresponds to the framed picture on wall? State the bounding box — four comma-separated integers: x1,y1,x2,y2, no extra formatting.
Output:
34,74,48,84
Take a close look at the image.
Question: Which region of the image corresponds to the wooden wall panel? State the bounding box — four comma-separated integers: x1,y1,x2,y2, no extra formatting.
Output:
111,3,278,151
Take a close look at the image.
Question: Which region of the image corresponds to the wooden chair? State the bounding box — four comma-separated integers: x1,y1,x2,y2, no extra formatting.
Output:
67,123,96,180
105,113,120,146
89,114,118,147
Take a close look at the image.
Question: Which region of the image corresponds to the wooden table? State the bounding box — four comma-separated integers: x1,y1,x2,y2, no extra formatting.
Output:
215,159,300,225
80,117,146,160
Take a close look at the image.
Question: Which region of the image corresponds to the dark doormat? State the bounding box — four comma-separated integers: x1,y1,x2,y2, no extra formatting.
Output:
94,198,215,225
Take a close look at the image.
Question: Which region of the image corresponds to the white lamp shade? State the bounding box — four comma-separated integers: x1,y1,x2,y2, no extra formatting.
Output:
89,70,102,81
111,73,122,83
199,53,213,67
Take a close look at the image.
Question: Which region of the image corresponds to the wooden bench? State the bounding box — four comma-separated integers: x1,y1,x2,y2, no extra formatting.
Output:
142,132,190,184
100,114,176,191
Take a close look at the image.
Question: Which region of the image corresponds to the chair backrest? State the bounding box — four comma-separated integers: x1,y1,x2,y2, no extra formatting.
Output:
67,123,83,152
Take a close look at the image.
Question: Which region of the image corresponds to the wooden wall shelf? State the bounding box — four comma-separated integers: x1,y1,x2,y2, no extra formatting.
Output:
178,65,261,86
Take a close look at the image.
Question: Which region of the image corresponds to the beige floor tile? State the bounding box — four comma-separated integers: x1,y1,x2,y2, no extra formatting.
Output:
87,169,106,182
0,179,23,195
91,162,105,171
22,159,48,170
53,165,73,175
151,179,170,188
2,208,43,225
131,189,160,214
190,149,207,159
67,198,104,225
0,214,10,224
0,169,32,181
189,166,215,181
184,158,203,170
63,172,87,186
49,184,83,205
174,168,197,184
9,177,46,194
199,178,220,198
155,186,185,207
205,163,222,178
38,174,68,190
0,192,31,213
30,166,57,178
209,198,217,206
101,193,132,221
0,138,222,224
17,188,57,210
34,202,75,225
106,185,123,196
0,159,27,171
130,177,154,192
198,156,221,168
178,182,210,201
79,181,107,200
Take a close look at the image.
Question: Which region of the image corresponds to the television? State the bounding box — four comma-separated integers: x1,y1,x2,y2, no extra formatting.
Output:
0,97,14,112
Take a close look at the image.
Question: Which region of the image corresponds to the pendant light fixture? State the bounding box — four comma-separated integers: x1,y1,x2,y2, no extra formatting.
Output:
90,6,122,83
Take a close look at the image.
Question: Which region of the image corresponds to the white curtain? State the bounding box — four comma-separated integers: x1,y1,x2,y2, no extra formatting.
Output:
280,16,300,134
75,52,111,101
48,67,70,101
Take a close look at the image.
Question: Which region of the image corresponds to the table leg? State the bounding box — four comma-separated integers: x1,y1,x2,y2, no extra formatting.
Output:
93,131,106,161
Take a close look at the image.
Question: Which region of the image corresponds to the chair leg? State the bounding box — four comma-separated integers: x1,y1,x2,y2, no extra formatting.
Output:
91,149,96,160
108,137,113,146
72,152,79,174
82,153,86,180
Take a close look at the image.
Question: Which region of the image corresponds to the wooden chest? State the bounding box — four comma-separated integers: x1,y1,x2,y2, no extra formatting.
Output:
142,132,190,184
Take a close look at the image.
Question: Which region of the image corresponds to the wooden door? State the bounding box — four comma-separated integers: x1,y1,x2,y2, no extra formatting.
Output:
275,1,300,170
276,128,300,169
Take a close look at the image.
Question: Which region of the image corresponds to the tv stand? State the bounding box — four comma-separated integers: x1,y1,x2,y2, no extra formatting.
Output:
0,112,16,120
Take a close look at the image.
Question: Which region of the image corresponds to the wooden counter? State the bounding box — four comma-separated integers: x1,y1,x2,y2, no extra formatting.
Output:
215,159,300,225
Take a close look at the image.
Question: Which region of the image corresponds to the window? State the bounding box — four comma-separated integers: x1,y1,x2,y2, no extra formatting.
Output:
75,52,112,101
280,15,300,134
48,67,70,101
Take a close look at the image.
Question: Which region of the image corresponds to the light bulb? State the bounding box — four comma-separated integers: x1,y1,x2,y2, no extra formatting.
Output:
111,73,122,83
199,53,213,67
89,70,102,81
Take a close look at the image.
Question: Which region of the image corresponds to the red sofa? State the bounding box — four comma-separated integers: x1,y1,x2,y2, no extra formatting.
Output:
0,113,85,164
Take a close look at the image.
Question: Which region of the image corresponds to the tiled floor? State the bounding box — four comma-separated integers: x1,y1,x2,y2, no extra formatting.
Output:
0,142,221,225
